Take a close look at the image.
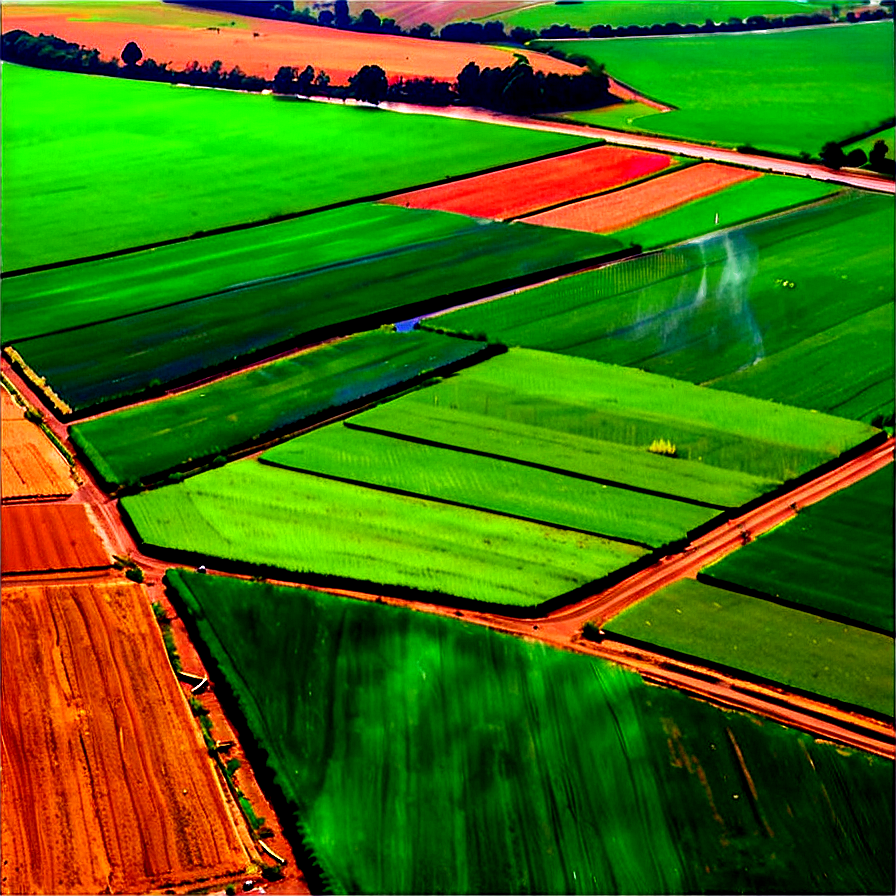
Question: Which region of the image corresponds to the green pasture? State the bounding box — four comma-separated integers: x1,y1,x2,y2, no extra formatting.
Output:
69,330,489,489
12,219,618,412
612,175,840,249
0,64,596,270
351,400,778,507
537,22,895,156
605,578,894,715
263,423,716,547
492,1,845,29
165,569,895,894
123,459,646,606
376,349,875,482
704,465,895,632
425,193,894,424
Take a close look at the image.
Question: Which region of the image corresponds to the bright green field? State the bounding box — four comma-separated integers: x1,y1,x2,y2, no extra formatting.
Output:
612,175,841,250
263,423,717,547
17,1,253,28
605,578,894,715
0,64,596,270
492,1,844,29
69,330,489,489
165,569,895,894
12,216,618,412
425,193,894,424
123,459,646,606
704,465,895,632
536,22,895,156
843,125,896,161
362,349,875,483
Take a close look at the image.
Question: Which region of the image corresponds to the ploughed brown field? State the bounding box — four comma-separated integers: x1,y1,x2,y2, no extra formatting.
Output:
1,503,110,574
0,4,583,83
521,162,762,232
1,421,74,502
0,581,248,895
381,145,675,219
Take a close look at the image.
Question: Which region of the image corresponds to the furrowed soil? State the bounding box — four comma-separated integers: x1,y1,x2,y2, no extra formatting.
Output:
0,5,583,83
380,145,675,219
522,162,761,232
1,503,110,574
1,419,74,500
0,581,248,895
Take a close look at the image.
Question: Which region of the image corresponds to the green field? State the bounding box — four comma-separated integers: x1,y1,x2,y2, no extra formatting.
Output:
842,125,896,161
605,578,894,715
424,193,894,424
612,175,840,249
0,64,597,269
165,569,895,894
703,465,895,632
11,216,618,412
263,423,717,547
69,330,490,489
123,458,646,606
535,22,895,156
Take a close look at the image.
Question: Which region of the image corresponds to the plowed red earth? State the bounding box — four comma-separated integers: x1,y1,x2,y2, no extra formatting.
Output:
0,581,248,895
1,503,109,574
1,5,582,83
2,420,74,500
522,162,762,232
381,144,675,219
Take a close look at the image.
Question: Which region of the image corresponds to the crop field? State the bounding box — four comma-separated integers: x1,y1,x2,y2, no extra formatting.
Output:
165,570,895,894
1,387,25,420
425,192,894,424
2,65,597,270
703,465,894,633
10,216,620,413
843,125,895,160
70,330,491,489
123,458,647,607
263,423,717,547
354,349,875,482
0,580,247,894
604,578,894,716
521,163,761,232
380,145,678,220
347,0,541,29
537,22,895,156
1,3,582,85
1,503,110,574
1,416,74,500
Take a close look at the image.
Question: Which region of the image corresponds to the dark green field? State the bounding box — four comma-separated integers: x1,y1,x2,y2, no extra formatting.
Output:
423,193,894,425
165,570,895,895
70,330,490,488
703,465,895,632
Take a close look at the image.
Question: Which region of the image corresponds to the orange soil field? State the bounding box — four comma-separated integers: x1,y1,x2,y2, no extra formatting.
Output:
1,388,26,420
1,503,110,574
521,162,762,233
381,145,675,219
1,4,583,83
0,581,248,895
346,1,544,30
2,420,74,500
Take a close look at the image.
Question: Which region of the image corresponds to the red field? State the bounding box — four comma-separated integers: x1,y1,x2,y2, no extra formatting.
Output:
0,581,249,895
1,4,583,83
2,415,75,500
521,162,762,232
1,503,110,574
1,388,25,420
381,145,676,219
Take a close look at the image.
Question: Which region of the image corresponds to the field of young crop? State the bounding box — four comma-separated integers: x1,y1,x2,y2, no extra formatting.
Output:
165,570,895,894
537,22,895,156
263,423,717,547
123,458,646,607
70,330,490,489
703,465,894,632
10,217,620,413
604,577,894,716
425,192,894,424
0,580,247,894
521,162,760,232
843,125,895,160
1,65,597,270
381,145,677,220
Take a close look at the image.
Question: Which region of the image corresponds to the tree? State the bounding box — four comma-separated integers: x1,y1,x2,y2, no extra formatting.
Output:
869,139,890,169
355,8,382,32
844,147,867,167
273,65,295,94
121,40,143,67
296,64,315,95
820,141,846,169
348,64,388,104
409,22,434,38
334,0,351,28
